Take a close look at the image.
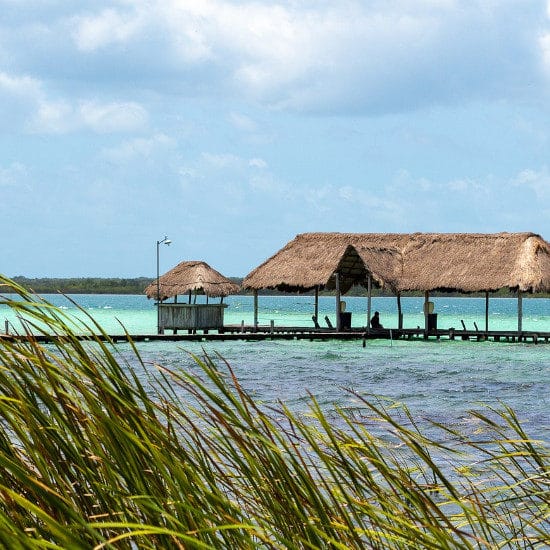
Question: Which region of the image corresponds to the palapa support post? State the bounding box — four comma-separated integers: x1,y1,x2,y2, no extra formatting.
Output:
424,291,430,337
253,290,259,331
518,290,523,336
397,292,403,330
366,274,372,333
485,291,489,334
335,272,341,331
314,286,319,326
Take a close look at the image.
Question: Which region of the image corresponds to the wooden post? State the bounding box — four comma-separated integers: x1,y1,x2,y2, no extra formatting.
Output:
367,274,372,332
424,291,429,334
485,291,489,333
335,272,341,331
397,292,403,329
188,291,192,304
518,290,523,335
314,286,319,324
253,290,259,330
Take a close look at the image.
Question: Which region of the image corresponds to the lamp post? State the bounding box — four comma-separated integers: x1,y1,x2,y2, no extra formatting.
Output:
156,235,171,334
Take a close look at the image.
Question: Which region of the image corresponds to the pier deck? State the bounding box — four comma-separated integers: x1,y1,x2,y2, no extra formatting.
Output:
1,326,549,344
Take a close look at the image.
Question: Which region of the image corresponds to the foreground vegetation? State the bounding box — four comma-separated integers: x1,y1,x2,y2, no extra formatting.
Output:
0,277,548,548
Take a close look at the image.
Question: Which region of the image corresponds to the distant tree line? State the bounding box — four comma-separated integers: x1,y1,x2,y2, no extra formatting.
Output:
7,276,546,297
11,277,155,295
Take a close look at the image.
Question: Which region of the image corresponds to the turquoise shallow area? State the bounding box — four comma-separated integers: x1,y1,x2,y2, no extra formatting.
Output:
2,294,548,334
1,294,549,440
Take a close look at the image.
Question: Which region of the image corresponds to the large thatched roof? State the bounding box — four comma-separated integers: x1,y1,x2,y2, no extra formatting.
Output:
145,261,240,301
396,232,550,292
243,232,550,294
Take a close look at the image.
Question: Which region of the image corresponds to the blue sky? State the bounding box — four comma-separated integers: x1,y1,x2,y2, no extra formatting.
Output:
1,0,550,278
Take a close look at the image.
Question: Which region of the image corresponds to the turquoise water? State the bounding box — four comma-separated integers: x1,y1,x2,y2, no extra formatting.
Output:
1,294,549,440
2,293,548,334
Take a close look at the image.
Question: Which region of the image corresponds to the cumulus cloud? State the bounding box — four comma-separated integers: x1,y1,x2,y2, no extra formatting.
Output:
59,0,550,113
2,1,548,115
0,68,149,134
72,7,144,52
27,99,148,134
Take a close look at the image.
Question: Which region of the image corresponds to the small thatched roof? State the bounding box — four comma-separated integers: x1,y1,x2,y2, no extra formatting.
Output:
243,232,550,294
145,261,240,301
243,233,402,293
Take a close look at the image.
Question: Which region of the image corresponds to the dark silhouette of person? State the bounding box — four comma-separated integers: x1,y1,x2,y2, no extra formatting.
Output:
370,311,383,329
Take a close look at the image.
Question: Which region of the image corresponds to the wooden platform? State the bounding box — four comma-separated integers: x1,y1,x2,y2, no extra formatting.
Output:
1,326,548,344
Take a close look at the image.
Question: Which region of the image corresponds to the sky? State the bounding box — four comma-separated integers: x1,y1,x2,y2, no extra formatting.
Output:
1,0,550,278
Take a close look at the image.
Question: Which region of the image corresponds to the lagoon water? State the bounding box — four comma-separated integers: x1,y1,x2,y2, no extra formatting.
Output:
1,294,549,440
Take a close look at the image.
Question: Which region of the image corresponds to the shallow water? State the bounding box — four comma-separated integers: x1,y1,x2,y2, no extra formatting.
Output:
2,294,548,334
1,294,549,440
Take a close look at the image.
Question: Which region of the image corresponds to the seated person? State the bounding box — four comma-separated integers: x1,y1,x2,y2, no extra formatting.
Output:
370,311,383,329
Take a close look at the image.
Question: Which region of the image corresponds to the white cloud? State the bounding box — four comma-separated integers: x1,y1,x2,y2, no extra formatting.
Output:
27,99,148,134
201,152,244,169
3,1,548,115
102,133,174,162
249,158,267,169
156,0,547,112
79,100,148,133
72,7,144,52
0,71,41,99
229,112,258,133
0,68,148,135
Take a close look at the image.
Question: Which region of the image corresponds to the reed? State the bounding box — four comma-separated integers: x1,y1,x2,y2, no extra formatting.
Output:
0,276,548,548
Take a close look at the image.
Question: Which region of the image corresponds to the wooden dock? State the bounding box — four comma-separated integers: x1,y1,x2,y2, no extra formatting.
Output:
1,326,549,344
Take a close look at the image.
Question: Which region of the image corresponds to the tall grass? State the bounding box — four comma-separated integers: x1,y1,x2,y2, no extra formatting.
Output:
0,276,548,548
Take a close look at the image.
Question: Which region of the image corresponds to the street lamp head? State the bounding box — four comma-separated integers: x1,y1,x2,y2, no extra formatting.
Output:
157,235,172,246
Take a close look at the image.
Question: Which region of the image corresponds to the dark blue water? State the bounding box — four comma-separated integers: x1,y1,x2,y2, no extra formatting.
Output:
2,294,549,441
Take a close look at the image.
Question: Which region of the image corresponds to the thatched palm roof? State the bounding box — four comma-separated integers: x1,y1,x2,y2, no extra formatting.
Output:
243,232,550,294
243,233,403,293
396,232,550,293
145,261,240,301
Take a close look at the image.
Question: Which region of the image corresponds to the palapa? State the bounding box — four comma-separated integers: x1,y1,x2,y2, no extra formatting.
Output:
243,232,550,294
145,261,240,301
